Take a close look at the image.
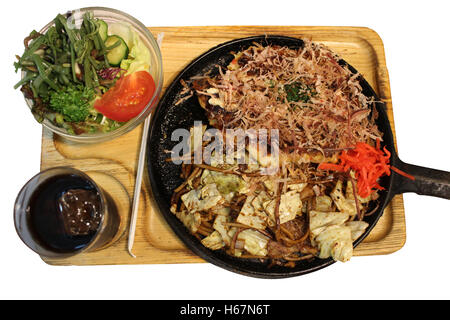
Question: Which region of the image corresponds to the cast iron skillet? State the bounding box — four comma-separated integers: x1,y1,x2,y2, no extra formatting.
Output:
147,35,450,278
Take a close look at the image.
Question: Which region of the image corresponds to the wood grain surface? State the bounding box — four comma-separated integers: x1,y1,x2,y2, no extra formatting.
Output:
40,26,406,266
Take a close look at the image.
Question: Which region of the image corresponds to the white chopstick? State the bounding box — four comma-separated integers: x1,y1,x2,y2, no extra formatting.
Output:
127,32,164,258
127,115,151,258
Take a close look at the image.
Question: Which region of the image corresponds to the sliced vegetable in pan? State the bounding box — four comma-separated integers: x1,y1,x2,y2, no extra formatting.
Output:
168,40,401,266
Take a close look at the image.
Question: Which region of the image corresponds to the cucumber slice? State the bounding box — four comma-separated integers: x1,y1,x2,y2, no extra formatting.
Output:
105,35,129,67
97,19,108,42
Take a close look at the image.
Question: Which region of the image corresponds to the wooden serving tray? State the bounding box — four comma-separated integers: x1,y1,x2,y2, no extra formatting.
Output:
41,26,406,266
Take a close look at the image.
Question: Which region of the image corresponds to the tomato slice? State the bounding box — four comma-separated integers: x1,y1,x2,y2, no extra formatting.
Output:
94,71,155,122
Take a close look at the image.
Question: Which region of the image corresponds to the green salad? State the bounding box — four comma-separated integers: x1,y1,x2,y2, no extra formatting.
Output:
14,11,151,135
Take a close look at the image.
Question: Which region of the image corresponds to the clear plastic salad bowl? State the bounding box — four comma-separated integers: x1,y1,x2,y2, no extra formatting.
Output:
19,7,163,143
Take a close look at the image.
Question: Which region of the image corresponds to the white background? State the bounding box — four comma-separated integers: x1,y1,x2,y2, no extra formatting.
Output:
1,0,449,300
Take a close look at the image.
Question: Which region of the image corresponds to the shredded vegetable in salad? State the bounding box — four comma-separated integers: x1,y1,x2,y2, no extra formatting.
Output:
14,11,154,135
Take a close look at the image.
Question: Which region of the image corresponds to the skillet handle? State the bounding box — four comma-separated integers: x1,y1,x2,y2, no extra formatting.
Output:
392,157,450,200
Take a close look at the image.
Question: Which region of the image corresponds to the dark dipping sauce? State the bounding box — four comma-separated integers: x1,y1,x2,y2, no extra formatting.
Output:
27,174,103,253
